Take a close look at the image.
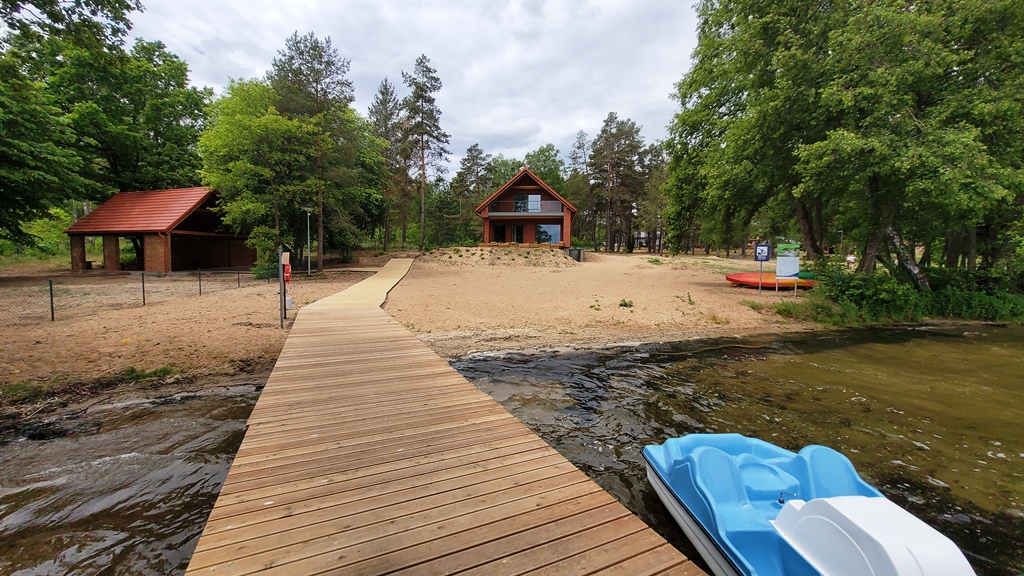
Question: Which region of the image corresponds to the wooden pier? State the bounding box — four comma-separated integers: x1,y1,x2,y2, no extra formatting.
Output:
186,259,701,575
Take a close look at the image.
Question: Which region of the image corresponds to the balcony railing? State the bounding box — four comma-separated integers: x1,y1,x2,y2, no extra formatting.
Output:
488,200,564,214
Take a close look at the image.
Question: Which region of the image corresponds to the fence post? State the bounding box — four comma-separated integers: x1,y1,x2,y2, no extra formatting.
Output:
49,279,55,321
198,268,202,295
142,272,146,306
237,270,240,288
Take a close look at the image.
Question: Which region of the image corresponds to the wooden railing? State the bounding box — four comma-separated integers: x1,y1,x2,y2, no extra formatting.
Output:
488,200,564,214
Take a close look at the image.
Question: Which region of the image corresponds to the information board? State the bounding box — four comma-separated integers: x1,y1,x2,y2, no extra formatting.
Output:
754,244,770,262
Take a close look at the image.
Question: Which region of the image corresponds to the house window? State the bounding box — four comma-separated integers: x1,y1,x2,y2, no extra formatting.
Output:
511,225,525,243
536,224,561,244
513,194,541,213
493,224,506,243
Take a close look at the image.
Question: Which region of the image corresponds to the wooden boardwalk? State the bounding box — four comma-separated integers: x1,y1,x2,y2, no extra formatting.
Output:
186,259,701,575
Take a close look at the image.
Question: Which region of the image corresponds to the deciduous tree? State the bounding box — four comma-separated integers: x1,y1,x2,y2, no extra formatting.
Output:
199,80,318,271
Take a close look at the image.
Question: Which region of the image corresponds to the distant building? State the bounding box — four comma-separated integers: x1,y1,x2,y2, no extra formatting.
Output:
474,167,577,247
65,187,255,274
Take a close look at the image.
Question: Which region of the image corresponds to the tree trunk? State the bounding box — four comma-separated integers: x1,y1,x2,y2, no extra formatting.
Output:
944,232,963,268
400,192,408,246
273,201,281,247
858,176,890,273
419,138,426,252
967,226,977,272
317,192,324,272
605,195,613,252
887,226,930,291
625,208,634,253
383,203,391,252
919,241,931,268
795,201,823,260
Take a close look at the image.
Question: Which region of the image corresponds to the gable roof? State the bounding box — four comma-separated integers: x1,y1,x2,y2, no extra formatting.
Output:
474,167,578,215
66,187,214,235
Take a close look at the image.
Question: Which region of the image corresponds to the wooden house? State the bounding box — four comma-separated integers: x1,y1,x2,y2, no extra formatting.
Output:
65,187,254,274
474,167,577,247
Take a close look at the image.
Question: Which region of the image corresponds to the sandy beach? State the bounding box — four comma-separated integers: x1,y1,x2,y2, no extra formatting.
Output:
0,248,810,411
385,247,810,358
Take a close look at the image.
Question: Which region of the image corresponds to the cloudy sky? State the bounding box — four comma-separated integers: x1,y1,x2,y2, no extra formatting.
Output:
130,0,698,171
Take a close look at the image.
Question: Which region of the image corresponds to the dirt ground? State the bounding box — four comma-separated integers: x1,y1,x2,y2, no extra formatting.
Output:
385,247,811,359
0,271,372,388
0,248,811,415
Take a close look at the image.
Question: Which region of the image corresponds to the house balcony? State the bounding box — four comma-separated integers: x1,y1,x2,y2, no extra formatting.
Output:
487,200,565,216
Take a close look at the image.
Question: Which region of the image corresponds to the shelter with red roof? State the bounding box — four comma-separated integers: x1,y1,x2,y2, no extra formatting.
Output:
474,167,577,247
65,187,254,274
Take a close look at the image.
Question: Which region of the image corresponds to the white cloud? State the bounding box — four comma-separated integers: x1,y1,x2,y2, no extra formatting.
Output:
131,0,697,170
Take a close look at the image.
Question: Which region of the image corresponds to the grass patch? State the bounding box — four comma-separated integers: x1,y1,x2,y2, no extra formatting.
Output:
118,365,177,381
1,365,178,410
772,294,864,326
0,381,51,405
741,299,765,311
648,257,663,265
709,313,731,325
619,299,634,308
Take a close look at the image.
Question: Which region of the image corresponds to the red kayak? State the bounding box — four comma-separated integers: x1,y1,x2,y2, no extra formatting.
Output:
726,272,816,288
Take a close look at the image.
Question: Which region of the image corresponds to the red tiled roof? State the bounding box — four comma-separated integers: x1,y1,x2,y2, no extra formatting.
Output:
66,187,214,234
474,167,578,215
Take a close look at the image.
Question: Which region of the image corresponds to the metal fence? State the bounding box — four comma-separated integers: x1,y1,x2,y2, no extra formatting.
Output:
0,270,264,324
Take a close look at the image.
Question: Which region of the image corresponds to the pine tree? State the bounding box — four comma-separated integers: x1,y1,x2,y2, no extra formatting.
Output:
400,54,450,251
368,77,408,250
268,31,353,117
589,113,644,251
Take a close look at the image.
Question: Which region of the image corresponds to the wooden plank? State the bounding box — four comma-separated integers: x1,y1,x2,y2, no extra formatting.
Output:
185,257,702,575
385,497,630,575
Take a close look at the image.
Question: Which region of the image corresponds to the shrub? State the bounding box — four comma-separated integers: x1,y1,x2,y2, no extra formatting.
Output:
619,299,633,308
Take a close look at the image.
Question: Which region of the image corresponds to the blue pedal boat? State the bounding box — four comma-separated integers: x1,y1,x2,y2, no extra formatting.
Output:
642,433,975,576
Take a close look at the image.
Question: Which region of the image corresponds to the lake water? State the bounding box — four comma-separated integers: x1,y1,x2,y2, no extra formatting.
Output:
454,326,1024,576
0,389,256,575
1,327,1020,575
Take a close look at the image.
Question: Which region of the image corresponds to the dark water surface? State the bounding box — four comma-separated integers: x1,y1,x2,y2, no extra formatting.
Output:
0,389,256,575
454,326,1024,576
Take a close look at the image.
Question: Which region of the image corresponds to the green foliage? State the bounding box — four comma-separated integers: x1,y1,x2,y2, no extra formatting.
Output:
25,36,211,195
118,365,176,380
402,54,450,251
741,299,764,311
487,154,522,190
0,208,72,256
1,0,142,49
618,298,633,308
1,16,208,244
782,267,1024,325
524,144,565,193
0,380,47,404
666,0,1024,282
648,257,663,265
589,112,646,252
200,79,316,263
268,32,353,117
0,52,96,241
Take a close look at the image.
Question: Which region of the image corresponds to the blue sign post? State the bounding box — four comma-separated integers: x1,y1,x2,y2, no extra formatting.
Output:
754,244,771,297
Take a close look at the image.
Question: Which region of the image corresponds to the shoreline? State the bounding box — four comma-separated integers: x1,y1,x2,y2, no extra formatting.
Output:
2,249,1011,434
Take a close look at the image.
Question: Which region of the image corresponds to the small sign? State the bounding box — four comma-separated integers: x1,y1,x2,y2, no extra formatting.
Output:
754,244,770,262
